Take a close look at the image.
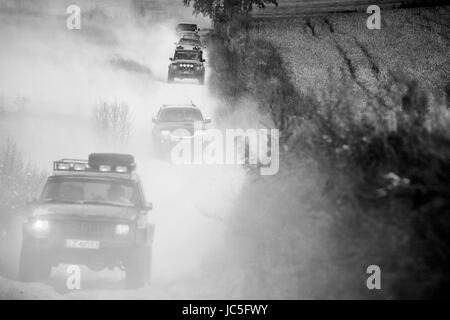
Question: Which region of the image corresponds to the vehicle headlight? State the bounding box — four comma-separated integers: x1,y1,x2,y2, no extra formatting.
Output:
171,64,178,69
115,224,130,236
195,65,203,71
31,219,50,233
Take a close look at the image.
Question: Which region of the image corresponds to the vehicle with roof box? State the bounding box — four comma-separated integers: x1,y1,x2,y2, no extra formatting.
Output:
175,37,204,51
19,153,154,289
176,23,200,37
168,49,206,84
151,103,211,154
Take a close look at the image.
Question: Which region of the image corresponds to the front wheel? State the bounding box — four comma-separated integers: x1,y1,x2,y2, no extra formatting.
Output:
167,73,174,83
19,244,52,282
125,245,152,289
198,74,205,85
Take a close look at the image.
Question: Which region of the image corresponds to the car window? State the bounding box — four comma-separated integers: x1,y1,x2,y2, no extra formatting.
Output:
180,39,201,47
159,108,203,122
174,50,201,60
183,32,199,38
41,178,139,207
178,24,197,31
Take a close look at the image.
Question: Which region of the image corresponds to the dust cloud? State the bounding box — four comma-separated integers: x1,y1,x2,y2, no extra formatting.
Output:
0,0,248,298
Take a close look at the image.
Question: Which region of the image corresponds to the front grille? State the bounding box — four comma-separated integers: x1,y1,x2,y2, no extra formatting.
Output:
176,64,195,71
53,220,116,240
178,64,194,68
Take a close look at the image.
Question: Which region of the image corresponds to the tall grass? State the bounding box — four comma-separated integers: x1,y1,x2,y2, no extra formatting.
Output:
0,138,46,232
209,15,450,298
92,100,133,145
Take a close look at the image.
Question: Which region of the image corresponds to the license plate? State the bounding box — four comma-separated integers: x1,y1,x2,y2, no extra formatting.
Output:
182,71,192,74
65,239,100,249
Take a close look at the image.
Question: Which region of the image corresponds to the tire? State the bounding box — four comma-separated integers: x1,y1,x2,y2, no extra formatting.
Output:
198,74,205,85
167,73,174,83
125,245,152,289
19,244,51,282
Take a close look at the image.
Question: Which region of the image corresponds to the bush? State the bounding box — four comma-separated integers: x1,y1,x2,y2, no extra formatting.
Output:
208,15,450,298
0,139,46,228
93,100,133,145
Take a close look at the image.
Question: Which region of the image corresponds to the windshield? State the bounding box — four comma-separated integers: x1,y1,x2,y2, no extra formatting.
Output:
41,177,139,207
159,108,203,122
178,24,197,31
179,38,201,47
182,32,199,38
174,50,201,61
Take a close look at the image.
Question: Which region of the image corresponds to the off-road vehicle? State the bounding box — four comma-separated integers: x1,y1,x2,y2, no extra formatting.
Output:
19,153,154,289
176,23,200,37
175,37,204,51
179,31,201,41
168,49,205,84
151,104,211,154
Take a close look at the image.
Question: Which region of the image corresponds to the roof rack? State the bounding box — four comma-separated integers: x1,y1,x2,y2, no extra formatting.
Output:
53,153,136,175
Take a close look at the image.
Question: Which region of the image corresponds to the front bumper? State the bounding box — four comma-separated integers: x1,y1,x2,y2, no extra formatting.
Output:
22,230,135,269
169,68,204,79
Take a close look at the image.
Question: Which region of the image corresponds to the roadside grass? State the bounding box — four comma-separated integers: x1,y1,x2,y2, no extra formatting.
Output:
208,9,450,298
92,100,133,145
251,6,450,103
0,138,46,276
0,138,46,222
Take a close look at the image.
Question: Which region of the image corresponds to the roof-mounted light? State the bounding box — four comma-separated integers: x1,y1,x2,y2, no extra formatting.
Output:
56,163,70,170
99,165,111,172
53,154,136,175
73,163,87,171
88,153,136,173
115,166,128,173
54,160,89,172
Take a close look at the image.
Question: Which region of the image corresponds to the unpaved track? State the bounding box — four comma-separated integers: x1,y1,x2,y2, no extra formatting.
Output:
0,1,246,299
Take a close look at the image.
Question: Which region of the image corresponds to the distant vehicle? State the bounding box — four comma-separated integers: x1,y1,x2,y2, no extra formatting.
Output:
19,153,154,289
152,104,211,152
176,23,200,36
180,31,201,40
168,49,206,84
175,37,204,51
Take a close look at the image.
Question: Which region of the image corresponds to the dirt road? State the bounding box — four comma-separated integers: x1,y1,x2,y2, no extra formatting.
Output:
0,1,249,299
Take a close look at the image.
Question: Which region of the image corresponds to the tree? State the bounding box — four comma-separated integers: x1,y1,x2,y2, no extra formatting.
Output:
183,0,278,23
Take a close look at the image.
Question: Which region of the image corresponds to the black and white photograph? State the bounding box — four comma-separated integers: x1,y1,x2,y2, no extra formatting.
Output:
0,0,449,304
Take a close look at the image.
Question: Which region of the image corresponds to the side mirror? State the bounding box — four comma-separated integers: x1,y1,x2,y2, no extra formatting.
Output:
144,202,153,211
201,59,206,63
169,57,173,61
198,28,201,31
204,117,212,124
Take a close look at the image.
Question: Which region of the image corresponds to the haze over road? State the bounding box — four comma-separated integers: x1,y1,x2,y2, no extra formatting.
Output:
0,0,249,299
